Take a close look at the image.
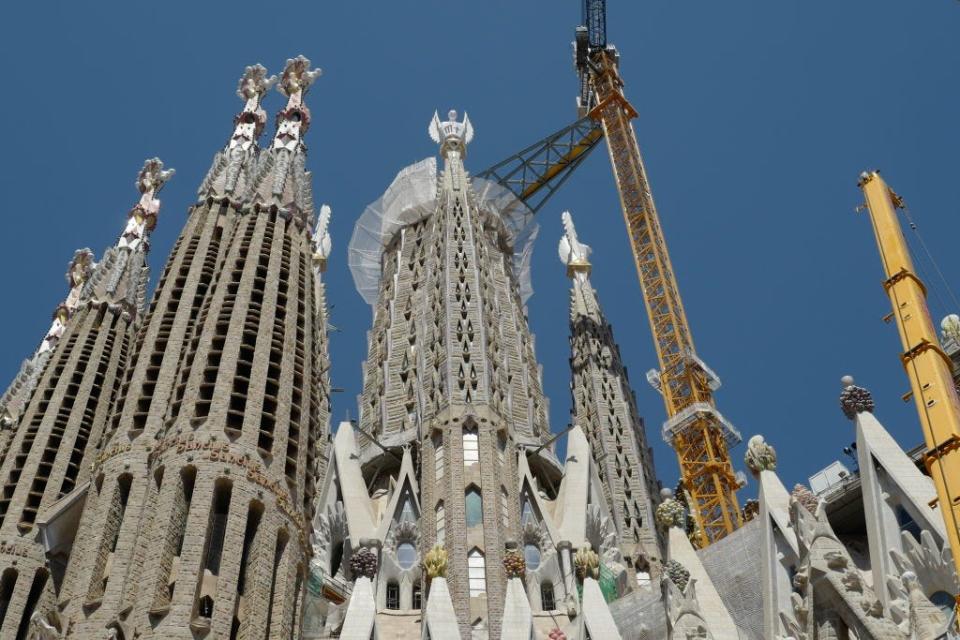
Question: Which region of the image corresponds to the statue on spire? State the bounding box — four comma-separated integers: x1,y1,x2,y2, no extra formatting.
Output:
428,109,474,156
558,210,592,276
118,158,174,251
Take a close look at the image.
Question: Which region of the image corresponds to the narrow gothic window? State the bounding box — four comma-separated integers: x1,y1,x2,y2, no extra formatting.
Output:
434,434,445,480
463,428,479,465
399,495,416,523
521,498,535,526
467,549,486,596
465,488,483,528
386,581,400,609
540,581,555,611
435,502,445,544
412,583,422,610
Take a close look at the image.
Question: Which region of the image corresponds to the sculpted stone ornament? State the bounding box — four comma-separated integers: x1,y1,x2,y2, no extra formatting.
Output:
574,544,600,581
656,488,687,530
250,55,320,223
423,545,448,579
428,108,474,157
199,64,275,200
744,434,777,475
839,375,875,420
791,484,819,516
273,55,321,152
232,64,276,151
349,547,377,580
666,559,691,592
29,612,59,640
941,314,960,347
503,549,525,579
119,158,174,252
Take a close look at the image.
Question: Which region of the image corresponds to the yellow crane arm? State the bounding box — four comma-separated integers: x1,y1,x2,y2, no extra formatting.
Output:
589,52,742,545
859,171,960,614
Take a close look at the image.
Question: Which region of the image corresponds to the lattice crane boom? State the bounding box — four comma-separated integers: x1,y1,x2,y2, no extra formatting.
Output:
577,1,742,545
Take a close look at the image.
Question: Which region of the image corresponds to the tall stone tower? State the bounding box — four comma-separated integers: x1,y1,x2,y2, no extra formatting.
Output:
0,159,168,637
353,109,552,638
560,211,661,581
57,57,331,639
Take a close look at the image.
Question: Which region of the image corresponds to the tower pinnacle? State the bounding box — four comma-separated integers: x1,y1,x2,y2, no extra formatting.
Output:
117,158,174,251
428,108,474,157
199,64,274,201
273,55,322,151
558,210,592,277
231,64,276,152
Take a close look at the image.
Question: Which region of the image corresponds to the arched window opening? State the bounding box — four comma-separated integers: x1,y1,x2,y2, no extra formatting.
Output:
540,581,555,611
468,549,486,597
399,494,416,523
397,543,417,570
521,498,535,526
0,568,17,629
198,595,214,618
413,582,422,610
463,428,479,466
635,559,652,591
434,433,445,480
435,501,446,544
465,488,483,528
236,501,263,600
524,544,541,570
386,581,400,609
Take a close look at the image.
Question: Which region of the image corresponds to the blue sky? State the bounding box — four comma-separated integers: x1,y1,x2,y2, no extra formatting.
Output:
0,1,957,496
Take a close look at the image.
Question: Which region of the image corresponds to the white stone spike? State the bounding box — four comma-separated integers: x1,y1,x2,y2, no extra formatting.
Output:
313,204,332,261
558,210,592,271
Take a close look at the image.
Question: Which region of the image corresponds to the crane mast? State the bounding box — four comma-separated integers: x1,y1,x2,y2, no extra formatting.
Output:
576,0,742,545
858,171,960,616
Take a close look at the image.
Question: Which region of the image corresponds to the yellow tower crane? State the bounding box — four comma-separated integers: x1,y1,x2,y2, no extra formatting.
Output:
477,0,743,546
575,1,742,546
858,171,960,616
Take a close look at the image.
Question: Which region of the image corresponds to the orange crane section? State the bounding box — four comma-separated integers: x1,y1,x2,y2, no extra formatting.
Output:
585,48,742,546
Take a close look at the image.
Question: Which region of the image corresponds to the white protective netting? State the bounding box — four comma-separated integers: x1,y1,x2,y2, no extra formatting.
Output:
348,158,538,305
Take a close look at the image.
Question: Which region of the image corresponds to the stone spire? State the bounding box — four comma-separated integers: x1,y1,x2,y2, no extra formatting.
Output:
57,61,329,639
562,209,661,574
198,64,275,201
0,248,94,438
81,158,173,323
0,159,170,636
428,108,474,158
251,55,321,225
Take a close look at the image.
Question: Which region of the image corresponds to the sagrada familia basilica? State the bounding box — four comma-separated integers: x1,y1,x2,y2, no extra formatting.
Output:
0,54,957,640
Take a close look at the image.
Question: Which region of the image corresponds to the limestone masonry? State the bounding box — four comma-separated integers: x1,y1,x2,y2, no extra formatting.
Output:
0,59,956,640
